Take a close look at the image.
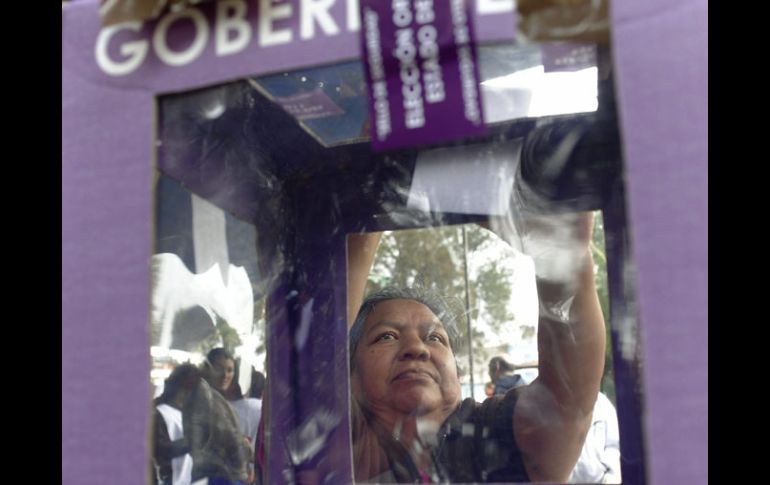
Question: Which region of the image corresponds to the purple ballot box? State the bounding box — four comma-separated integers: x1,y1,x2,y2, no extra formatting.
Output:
63,1,706,484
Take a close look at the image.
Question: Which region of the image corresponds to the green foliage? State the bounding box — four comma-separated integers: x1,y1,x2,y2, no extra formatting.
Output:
591,212,616,405
215,316,242,353
365,213,617,404
252,298,267,356
368,225,463,295
366,224,516,385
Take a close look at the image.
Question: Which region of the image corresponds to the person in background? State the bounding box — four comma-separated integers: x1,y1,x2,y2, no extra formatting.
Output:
347,212,606,483
153,360,252,485
568,392,622,484
248,369,266,400
203,348,240,401
204,348,261,483
484,381,495,399
488,355,526,396
152,363,199,485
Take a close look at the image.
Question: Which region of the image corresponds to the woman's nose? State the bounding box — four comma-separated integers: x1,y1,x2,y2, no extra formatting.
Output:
398,333,430,361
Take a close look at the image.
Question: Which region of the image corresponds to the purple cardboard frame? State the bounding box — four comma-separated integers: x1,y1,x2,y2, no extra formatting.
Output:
62,0,707,484
611,1,708,484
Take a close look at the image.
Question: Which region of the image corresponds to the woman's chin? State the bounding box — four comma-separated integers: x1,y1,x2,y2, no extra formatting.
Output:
392,393,442,416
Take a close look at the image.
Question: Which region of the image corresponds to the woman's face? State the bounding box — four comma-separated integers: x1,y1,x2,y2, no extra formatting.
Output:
351,299,461,419
210,356,235,392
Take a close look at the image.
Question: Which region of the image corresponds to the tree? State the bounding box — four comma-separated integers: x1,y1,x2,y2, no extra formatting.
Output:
252,296,267,365
590,212,616,405
215,315,243,353
364,224,519,390
363,213,615,402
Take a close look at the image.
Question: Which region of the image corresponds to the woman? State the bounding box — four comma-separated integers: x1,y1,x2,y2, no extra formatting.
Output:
204,348,262,484
347,212,606,483
488,356,526,396
152,364,199,485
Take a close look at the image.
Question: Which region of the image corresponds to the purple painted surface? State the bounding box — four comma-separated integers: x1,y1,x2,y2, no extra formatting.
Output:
62,32,153,485
63,0,708,483
611,0,708,484
61,2,512,485
360,0,487,151
69,0,517,94
264,279,295,483
472,5,516,43
603,199,647,485
69,0,362,92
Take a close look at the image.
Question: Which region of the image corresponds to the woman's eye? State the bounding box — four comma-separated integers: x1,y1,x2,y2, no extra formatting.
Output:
427,334,444,343
375,332,397,342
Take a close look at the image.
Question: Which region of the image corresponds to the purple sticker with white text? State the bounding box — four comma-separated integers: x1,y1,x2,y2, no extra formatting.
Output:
360,0,487,151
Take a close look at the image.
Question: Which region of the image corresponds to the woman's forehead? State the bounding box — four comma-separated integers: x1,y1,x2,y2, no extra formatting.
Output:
214,356,234,367
371,298,438,316
365,299,444,329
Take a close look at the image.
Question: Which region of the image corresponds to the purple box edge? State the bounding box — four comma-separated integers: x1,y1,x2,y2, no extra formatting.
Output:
62,0,709,483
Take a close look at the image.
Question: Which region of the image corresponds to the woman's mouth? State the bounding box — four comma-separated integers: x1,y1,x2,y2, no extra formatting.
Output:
393,369,435,382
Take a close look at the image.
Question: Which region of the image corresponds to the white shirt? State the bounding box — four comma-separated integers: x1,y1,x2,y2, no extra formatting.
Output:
156,404,194,485
568,393,622,483
230,397,263,446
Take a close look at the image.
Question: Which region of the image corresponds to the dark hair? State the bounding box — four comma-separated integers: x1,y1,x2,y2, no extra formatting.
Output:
155,363,201,405
488,356,516,381
349,286,461,371
249,369,266,399
204,347,243,400
206,347,235,366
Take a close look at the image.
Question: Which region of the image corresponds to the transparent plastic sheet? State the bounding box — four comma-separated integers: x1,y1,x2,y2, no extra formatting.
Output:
150,40,644,485
247,42,602,148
